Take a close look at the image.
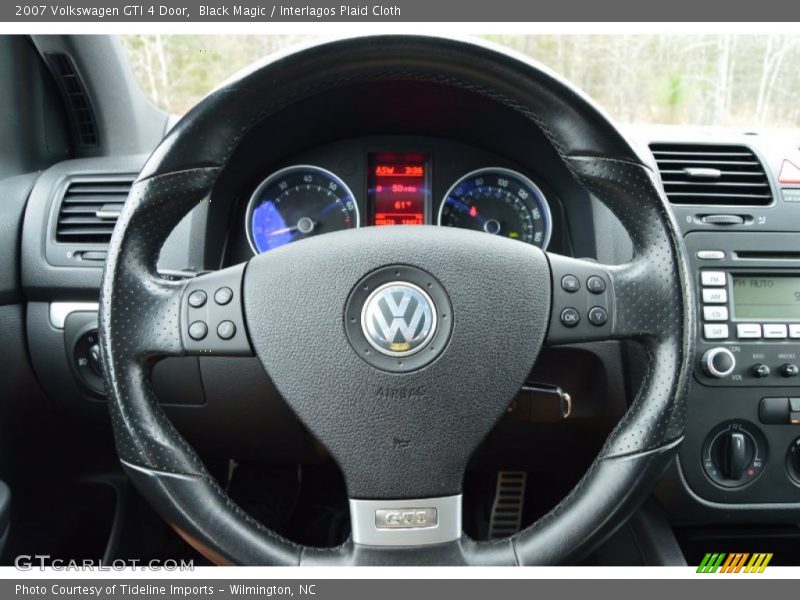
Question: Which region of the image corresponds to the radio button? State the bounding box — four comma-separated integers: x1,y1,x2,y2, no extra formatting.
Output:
736,323,762,339
703,306,729,321
188,321,208,341
783,189,800,203
752,364,771,378
759,397,790,424
763,324,788,339
791,401,800,425
187,290,207,308
560,308,580,328
702,288,728,303
701,271,727,286
586,276,606,294
702,347,736,378
790,324,800,339
588,306,608,326
214,286,234,306
703,323,729,339
696,250,726,260
561,275,580,293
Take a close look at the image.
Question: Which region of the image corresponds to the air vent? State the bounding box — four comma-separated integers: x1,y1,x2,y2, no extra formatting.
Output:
46,52,99,147
650,143,772,206
55,179,132,245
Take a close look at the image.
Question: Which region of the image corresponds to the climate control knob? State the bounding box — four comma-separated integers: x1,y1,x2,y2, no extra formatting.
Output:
703,421,766,488
702,347,736,378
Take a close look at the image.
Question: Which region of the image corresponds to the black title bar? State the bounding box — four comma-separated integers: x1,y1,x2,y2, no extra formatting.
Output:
4,0,800,22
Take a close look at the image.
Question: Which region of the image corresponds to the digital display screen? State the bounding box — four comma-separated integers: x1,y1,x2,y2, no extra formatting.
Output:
368,152,429,226
732,275,800,320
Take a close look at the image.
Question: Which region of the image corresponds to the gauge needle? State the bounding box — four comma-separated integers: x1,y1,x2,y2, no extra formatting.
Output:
265,226,297,237
265,217,316,237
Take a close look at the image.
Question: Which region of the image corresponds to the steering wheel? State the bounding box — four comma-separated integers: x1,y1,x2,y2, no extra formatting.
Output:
99,35,694,565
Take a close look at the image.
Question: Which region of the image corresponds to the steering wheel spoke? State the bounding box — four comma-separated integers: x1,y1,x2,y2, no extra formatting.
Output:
180,263,253,357
109,263,253,360
545,253,664,345
349,495,462,547
545,253,615,345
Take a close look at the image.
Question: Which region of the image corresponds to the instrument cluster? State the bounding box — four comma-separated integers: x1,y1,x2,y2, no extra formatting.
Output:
240,136,561,257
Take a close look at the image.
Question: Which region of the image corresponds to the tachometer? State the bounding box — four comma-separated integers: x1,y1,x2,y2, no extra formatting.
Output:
246,165,359,254
437,168,552,249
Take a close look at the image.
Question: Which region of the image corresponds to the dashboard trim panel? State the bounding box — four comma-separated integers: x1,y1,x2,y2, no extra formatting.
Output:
49,301,100,329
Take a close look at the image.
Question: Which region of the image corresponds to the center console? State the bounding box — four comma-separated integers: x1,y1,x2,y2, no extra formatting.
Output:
637,133,800,515
638,134,800,528
679,227,800,503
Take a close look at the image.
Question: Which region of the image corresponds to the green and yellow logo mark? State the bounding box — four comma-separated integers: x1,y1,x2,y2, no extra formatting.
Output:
697,553,773,573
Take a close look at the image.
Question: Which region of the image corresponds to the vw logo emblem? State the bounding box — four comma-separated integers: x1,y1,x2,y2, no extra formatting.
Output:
361,282,437,357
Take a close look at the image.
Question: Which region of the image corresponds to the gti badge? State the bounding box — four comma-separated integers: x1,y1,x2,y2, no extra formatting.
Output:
375,507,438,530
361,282,437,356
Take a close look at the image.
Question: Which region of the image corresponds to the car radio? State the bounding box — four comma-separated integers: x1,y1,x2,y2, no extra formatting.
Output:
685,231,800,387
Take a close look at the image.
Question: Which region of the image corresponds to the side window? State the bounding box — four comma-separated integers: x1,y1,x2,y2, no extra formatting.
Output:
0,36,70,181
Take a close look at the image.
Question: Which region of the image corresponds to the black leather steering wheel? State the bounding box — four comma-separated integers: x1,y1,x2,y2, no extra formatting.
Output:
99,35,694,565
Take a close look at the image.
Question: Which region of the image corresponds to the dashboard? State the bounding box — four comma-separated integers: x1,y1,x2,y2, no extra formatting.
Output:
8,34,800,564
14,68,800,537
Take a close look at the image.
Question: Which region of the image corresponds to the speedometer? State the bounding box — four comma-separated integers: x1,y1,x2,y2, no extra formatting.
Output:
437,168,552,249
246,165,359,254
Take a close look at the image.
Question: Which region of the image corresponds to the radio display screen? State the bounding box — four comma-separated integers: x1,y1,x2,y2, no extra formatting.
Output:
732,275,800,320
368,152,429,226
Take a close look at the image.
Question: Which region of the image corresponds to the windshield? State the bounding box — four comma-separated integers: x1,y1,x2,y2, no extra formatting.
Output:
121,34,800,127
